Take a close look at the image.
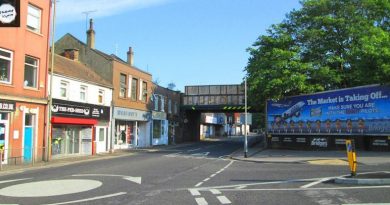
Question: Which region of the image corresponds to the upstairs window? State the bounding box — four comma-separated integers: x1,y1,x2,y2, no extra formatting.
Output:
119,74,127,98
161,96,165,112
131,78,138,101
80,85,87,102
60,81,69,99
154,95,159,111
168,99,172,114
0,48,12,84
174,102,178,114
98,89,104,104
142,81,147,102
27,4,41,33
24,56,38,88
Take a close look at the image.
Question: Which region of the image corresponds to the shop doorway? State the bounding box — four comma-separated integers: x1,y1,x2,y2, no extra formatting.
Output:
0,118,8,164
24,114,35,162
96,127,107,153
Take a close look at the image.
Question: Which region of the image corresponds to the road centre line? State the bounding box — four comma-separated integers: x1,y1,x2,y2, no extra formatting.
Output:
217,196,232,204
195,197,208,205
43,192,127,205
203,178,210,182
188,148,201,152
195,161,234,187
195,182,204,187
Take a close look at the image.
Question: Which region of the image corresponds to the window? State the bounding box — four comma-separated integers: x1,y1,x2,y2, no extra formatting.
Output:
24,56,38,88
153,120,161,138
60,81,69,98
154,95,159,111
80,86,87,102
98,89,104,104
168,99,172,114
119,74,126,98
27,4,41,33
174,102,178,114
161,96,165,112
0,48,13,84
142,81,147,102
131,78,138,100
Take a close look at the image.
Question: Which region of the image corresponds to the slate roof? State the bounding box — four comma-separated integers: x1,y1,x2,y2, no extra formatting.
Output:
50,54,113,88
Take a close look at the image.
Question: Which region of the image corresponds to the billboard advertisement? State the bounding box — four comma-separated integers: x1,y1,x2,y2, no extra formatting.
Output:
267,85,390,135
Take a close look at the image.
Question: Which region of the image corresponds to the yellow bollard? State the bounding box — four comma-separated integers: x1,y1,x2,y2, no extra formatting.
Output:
345,139,357,176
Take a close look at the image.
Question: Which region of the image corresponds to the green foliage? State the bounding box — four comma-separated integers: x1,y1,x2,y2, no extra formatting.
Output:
245,0,390,112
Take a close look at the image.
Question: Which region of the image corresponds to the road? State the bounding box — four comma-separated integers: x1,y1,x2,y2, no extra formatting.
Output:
0,140,389,205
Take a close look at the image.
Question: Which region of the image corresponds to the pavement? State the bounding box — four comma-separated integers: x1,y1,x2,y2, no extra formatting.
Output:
230,140,390,185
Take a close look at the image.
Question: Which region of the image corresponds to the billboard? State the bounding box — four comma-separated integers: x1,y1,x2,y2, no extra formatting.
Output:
267,85,390,135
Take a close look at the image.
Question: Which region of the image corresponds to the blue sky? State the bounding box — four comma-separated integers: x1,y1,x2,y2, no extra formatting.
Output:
55,0,301,91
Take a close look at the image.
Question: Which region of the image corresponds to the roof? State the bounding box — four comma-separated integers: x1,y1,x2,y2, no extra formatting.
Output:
50,54,113,88
58,33,152,76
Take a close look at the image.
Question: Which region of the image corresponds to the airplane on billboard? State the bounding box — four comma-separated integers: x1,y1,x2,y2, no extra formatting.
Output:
271,101,305,123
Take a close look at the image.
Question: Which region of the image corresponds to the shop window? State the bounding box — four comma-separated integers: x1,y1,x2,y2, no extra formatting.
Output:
131,78,138,100
119,73,127,98
27,4,41,33
80,85,87,102
153,120,161,138
0,48,13,84
142,81,147,102
0,112,8,120
98,89,104,104
24,56,38,88
60,81,69,99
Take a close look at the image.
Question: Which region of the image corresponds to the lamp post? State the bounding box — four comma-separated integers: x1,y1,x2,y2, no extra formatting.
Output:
45,0,56,161
244,78,248,158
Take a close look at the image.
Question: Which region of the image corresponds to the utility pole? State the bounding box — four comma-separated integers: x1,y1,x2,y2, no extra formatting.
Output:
244,78,248,158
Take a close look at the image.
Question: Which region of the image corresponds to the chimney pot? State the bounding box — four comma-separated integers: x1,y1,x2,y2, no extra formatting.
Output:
127,47,134,66
87,18,95,49
63,48,80,61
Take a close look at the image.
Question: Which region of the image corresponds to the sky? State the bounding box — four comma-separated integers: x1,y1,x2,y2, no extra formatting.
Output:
55,0,302,91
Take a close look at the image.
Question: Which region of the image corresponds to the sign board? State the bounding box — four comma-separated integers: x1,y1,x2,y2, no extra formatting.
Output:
52,99,110,120
114,107,149,121
0,0,20,27
152,111,167,120
0,100,15,112
267,85,390,135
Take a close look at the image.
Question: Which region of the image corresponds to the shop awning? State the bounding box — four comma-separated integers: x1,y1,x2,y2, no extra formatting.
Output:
51,117,98,125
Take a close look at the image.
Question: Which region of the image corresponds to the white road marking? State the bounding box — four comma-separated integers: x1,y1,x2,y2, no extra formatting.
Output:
189,189,201,196
217,185,390,192
210,189,221,195
188,148,201,152
301,177,331,188
191,152,210,157
0,178,32,184
195,197,208,205
210,174,217,178
343,203,390,205
195,182,204,187
203,178,210,182
72,174,142,184
235,186,247,189
0,180,102,197
43,192,127,205
217,196,232,204
194,161,234,187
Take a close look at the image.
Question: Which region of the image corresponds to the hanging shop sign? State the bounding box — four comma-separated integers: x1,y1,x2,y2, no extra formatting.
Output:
0,100,15,111
52,99,110,120
0,0,20,27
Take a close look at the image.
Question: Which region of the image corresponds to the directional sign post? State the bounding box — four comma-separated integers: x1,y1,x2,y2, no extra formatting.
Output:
345,139,357,176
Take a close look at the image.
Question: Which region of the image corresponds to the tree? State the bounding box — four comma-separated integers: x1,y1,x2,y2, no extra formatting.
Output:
245,0,390,112
167,82,176,90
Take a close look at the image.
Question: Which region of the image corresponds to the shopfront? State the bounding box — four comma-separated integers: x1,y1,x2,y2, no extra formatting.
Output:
51,99,110,158
113,107,151,149
152,111,168,145
0,100,15,164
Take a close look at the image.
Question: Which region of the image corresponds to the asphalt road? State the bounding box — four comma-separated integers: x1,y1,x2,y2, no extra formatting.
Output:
0,140,389,205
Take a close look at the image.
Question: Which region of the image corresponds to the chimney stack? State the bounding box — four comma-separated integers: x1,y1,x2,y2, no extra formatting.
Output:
127,47,134,66
63,48,79,61
87,19,95,49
